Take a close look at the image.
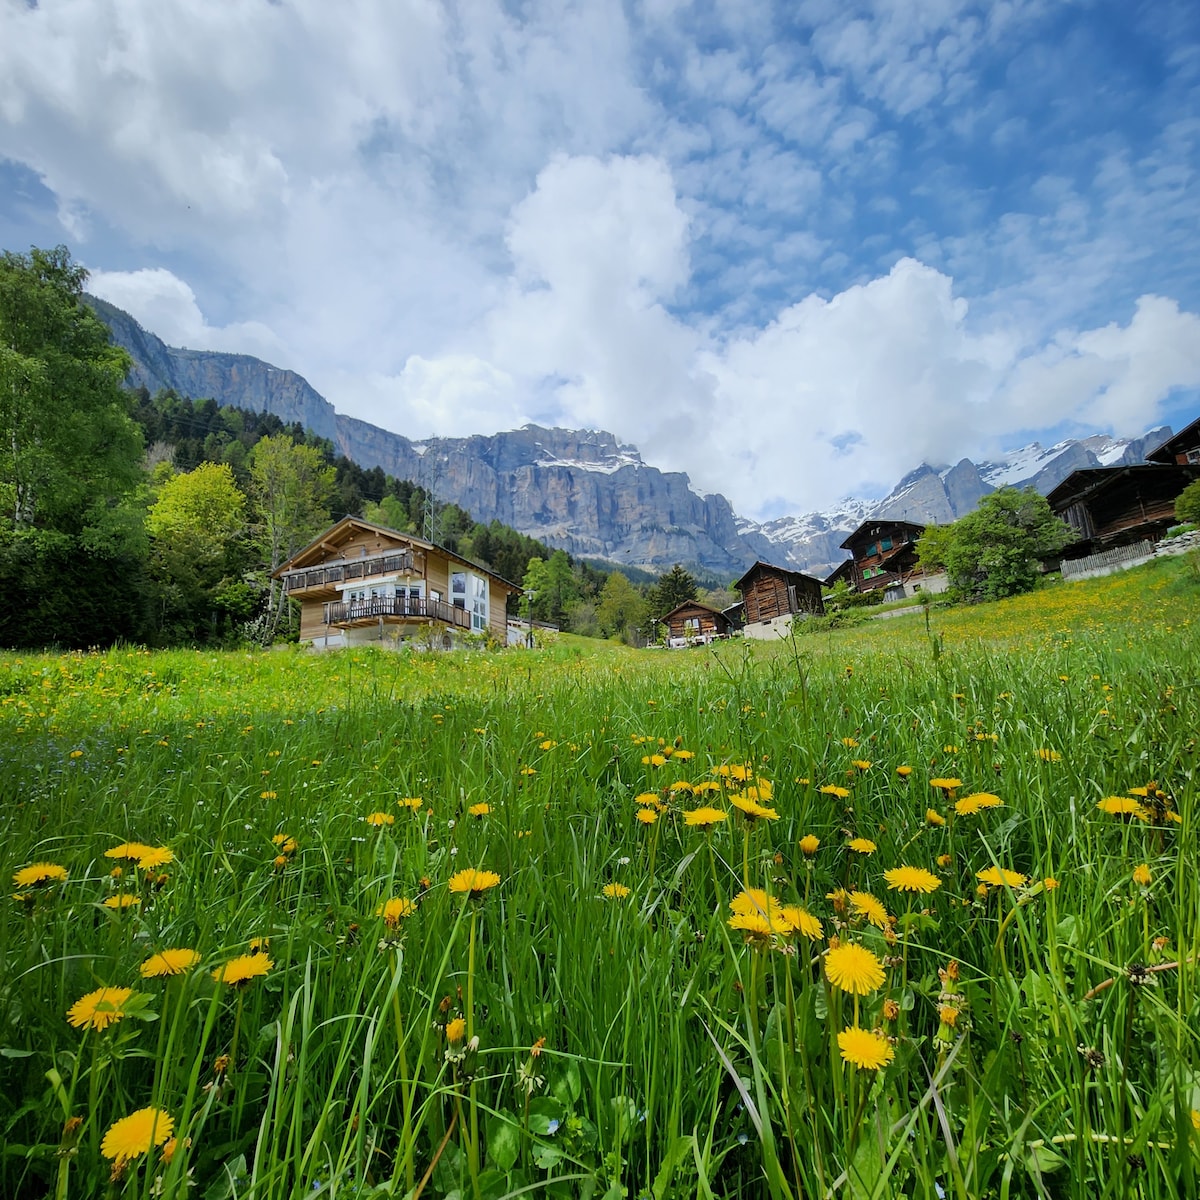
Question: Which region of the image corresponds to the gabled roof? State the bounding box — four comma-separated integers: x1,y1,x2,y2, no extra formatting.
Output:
1145,416,1200,464
273,516,522,591
1046,463,1200,509
734,560,825,591
659,600,729,622
824,560,855,587
839,518,926,551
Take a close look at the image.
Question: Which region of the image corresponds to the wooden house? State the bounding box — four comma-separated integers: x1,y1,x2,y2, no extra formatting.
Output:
274,517,521,650
660,601,735,648
1047,463,1200,557
836,519,932,598
1145,417,1200,466
734,561,825,640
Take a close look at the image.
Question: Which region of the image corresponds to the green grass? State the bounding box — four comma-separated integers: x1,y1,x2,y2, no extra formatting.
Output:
2,556,1198,1199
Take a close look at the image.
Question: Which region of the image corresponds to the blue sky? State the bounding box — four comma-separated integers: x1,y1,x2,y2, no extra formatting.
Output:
2,0,1198,519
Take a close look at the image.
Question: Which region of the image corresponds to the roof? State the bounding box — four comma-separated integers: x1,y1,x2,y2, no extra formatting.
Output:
839,518,926,551
824,560,855,586
734,559,825,591
1046,463,1200,509
659,600,730,622
1145,416,1200,464
273,516,523,591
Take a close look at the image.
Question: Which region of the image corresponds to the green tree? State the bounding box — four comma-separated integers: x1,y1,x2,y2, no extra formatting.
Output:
914,523,955,572
249,434,336,574
1174,478,1200,526
648,563,698,617
596,571,648,642
943,487,1071,600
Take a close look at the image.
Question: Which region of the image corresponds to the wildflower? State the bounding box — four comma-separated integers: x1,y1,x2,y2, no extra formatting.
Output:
850,891,889,929
851,760,871,771
103,894,140,909
824,943,887,995
260,790,277,800
975,866,1028,889
781,905,822,940
673,749,695,761
954,793,1003,816
273,855,289,869
140,949,201,978
942,744,959,754
376,897,417,926
445,1017,467,1046
136,847,173,870
448,868,502,896
728,911,783,945
212,954,273,987
539,739,556,751
882,998,900,1021
67,986,134,1031
468,803,491,817
642,754,666,767
884,866,942,895
271,834,298,853
1096,796,1149,821
938,1005,959,1027
519,766,537,777
925,808,945,826
799,835,820,856
249,937,270,953
683,806,727,829
668,780,694,794
602,883,631,900
1036,749,1061,762
1132,863,1152,887
841,737,859,748
837,1026,894,1070
398,797,424,810
895,765,912,778
847,838,876,854
819,784,850,799
101,1107,175,1167
1044,877,1059,890
635,809,658,825
936,854,952,867
105,842,153,862
12,862,67,888
715,763,753,782
929,778,961,797
365,812,395,826
729,793,778,822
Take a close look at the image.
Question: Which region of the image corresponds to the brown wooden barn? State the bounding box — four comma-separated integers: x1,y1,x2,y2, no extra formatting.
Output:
1145,417,1200,466
734,561,825,639
274,517,520,650
660,601,735,647
837,519,927,596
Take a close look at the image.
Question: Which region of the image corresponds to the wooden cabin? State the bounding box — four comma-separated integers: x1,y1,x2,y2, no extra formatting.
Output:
274,517,521,650
837,519,927,597
660,601,735,648
1047,463,1200,557
1145,417,1200,466
734,561,825,640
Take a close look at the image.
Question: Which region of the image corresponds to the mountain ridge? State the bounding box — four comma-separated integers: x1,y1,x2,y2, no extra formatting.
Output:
89,296,1172,578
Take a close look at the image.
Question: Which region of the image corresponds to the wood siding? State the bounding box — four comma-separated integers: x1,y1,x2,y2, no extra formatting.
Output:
740,566,824,621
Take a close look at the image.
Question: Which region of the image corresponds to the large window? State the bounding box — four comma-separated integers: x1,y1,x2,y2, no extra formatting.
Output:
451,570,489,631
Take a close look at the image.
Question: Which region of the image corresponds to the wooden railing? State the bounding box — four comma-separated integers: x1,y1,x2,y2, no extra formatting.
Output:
1061,541,1153,581
323,597,471,628
282,550,415,592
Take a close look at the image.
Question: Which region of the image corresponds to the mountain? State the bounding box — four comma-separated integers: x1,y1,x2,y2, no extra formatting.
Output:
89,297,1174,579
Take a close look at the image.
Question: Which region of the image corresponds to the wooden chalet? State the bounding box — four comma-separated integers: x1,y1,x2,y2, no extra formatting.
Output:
1047,462,1200,557
1145,417,1200,466
837,519,929,597
734,561,824,640
660,601,735,648
274,517,521,650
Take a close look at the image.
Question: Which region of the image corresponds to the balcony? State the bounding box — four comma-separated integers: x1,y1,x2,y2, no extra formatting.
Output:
282,550,416,593
323,596,472,629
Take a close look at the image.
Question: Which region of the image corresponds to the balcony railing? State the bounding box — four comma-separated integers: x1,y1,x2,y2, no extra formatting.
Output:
323,597,472,629
282,550,416,592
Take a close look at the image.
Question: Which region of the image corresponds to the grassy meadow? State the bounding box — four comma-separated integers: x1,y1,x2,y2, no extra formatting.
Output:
2,555,1199,1200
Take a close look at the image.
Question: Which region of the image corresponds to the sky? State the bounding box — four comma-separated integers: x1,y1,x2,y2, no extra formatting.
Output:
2,0,1199,521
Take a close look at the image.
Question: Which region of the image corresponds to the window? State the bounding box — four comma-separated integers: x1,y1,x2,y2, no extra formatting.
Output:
451,572,466,609
470,574,489,632
880,537,893,551
684,617,700,633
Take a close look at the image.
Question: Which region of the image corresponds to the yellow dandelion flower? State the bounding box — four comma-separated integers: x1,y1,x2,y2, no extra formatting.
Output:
1096,796,1149,820
781,905,822,940
938,1005,959,1027
692,781,723,795
837,1026,894,1070
445,1016,466,1044
67,986,134,1031
1132,863,1152,887
602,883,631,900
468,803,491,817
895,765,913,778
728,911,782,944
850,891,889,928
825,942,886,995
883,866,941,894
841,737,859,748
799,834,820,856
683,806,727,829
635,809,659,825
140,949,201,978
937,853,952,867
136,847,174,870
212,953,273,986
672,749,695,761
271,833,298,852
398,797,424,810
101,1107,175,1166
539,739,556,751
847,838,876,854
249,937,270,953
448,868,502,896
376,897,417,926
365,812,395,826
12,862,68,887
729,793,779,821
851,759,872,771
642,754,666,767
929,778,962,795
103,894,140,910
634,792,661,807
668,780,694,793
925,808,946,826
1036,748,1061,762
105,842,153,862
1043,877,1059,890
820,784,850,798
954,793,1003,816
975,866,1028,889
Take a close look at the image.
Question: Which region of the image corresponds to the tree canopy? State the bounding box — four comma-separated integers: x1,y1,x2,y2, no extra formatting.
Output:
1174,478,1200,526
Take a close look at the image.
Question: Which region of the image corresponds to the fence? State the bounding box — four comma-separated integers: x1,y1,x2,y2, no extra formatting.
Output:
1061,541,1153,581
